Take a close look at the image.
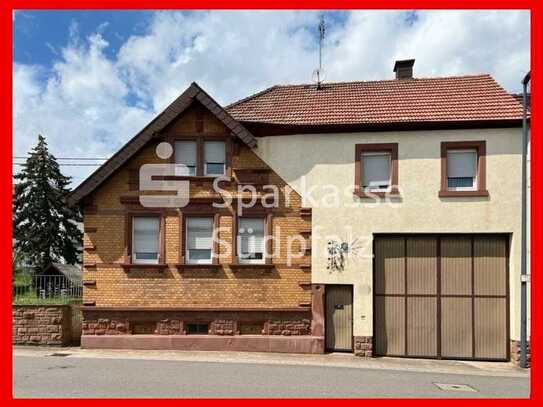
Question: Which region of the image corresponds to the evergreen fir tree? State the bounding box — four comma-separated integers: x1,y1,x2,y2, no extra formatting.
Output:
13,135,82,270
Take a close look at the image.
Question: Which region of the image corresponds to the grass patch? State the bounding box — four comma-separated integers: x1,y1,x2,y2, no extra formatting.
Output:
13,291,79,305
13,272,32,286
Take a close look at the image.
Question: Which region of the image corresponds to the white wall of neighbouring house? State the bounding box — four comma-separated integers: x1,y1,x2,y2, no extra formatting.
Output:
255,127,524,341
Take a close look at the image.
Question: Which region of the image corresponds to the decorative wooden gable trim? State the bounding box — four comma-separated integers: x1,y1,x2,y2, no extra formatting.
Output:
68,82,257,206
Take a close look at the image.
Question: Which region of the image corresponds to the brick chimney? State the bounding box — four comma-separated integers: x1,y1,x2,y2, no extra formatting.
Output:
393,59,415,79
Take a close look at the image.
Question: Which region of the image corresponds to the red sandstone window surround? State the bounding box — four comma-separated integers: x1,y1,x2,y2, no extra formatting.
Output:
124,212,166,268
354,143,399,198
179,212,220,267
440,140,489,197
232,212,273,267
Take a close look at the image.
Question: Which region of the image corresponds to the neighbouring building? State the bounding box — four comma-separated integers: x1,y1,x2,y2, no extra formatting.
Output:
70,59,527,362
34,263,82,299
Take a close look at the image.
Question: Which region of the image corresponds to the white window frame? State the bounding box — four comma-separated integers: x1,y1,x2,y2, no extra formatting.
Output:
361,151,392,192
132,216,160,265
237,217,266,265
203,141,226,176
185,217,214,265
446,148,478,192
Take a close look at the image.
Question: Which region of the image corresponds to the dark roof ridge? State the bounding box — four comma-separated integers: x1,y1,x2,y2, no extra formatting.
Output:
229,73,493,95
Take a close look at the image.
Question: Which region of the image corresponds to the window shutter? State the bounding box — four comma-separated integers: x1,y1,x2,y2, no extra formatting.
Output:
133,218,159,253
187,218,213,250
448,150,477,178
175,141,197,164
239,218,265,253
362,153,391,187
175,141,197,176
204,141,225,163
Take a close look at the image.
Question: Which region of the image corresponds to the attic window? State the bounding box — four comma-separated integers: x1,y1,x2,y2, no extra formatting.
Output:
204,141,226,175
173,138,229,177
175,141,197,176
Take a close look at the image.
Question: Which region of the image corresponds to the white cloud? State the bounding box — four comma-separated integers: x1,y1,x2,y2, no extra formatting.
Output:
13,10,530,186
116,11,321,110
13,33,153,184
325,10,530,91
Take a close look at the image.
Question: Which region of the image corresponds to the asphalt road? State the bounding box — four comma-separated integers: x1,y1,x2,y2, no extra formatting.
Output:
13,355,529,398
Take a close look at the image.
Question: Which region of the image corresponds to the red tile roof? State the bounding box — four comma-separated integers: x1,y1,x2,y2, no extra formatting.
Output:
226,74,524,126
511,93,531,111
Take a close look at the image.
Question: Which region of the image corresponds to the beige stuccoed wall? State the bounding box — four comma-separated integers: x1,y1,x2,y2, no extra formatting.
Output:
255,128,523,340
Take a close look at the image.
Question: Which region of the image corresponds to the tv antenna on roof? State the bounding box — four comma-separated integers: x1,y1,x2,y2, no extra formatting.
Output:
312,15,326,89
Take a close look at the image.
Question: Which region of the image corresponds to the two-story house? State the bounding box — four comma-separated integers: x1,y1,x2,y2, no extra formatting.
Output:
70,59,526,362
68,84,321,353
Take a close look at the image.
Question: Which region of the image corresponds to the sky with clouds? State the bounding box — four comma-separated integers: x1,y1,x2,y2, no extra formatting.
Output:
13,10,530,186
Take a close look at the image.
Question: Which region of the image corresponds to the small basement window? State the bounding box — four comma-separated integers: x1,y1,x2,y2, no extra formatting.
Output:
239,322,264,335
132,321,156,335
186,323,209,335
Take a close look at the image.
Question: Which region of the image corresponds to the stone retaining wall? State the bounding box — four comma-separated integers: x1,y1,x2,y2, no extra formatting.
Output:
13,305,72,346
82,310,312,337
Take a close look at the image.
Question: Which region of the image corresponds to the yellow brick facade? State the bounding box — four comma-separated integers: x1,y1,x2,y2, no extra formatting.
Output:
82,103,311,310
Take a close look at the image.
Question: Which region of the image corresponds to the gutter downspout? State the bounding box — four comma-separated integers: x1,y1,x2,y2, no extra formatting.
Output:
520,71,530,368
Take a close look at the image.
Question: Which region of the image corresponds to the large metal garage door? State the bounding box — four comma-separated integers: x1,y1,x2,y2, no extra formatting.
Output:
374,235,509,361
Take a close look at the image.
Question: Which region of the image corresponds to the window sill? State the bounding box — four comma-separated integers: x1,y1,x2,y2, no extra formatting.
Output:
121,263,168,270
439,190,489,198
354,187,401,199
229,263,275,271
152,175,232,182
176,263,222,270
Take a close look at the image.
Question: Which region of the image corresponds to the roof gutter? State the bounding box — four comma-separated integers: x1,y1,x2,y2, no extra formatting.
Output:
520,70,530,368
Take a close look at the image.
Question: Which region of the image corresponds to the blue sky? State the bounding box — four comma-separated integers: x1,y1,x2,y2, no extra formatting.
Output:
14,11,153,66
12,10,530,185
14,10,350,77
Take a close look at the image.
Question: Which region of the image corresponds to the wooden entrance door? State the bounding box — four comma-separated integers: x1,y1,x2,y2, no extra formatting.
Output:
325,285,353,351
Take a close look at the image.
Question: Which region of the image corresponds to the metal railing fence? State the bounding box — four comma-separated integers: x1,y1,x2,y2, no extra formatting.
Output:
13,274,82,305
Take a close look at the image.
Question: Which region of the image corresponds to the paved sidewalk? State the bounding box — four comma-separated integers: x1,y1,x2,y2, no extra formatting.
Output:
13,346,528,378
